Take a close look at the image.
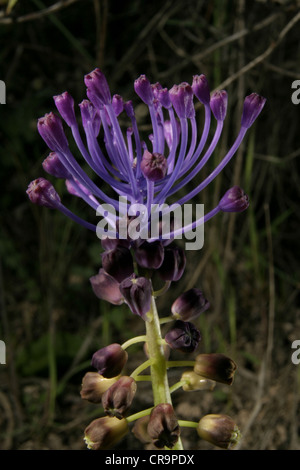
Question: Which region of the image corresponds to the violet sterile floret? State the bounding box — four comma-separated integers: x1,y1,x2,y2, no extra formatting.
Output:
84,68,111,108
42,152,71,179
218,186,249,213
134,74,154,105
37,112,69,152
192,74,210,105
53,91,76,127
241,93,266,129
26,178,61,209
210,90,228,121
169,82,195,119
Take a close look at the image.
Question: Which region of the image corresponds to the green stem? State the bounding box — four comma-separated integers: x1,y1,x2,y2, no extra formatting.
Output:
130,358,153,380
159,315,174,325
153,281,171,297
134,375,152,381
169,380,187,394
122,335,147,350
145,295,184,450
178,420,198,429
126,407,153,424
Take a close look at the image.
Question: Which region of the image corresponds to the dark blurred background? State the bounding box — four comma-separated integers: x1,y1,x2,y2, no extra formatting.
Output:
0,0,299,450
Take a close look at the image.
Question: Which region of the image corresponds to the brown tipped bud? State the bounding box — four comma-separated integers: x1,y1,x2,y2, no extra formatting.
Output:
119,275,152,321
165,320,201,353
84,416,129,450
171,288,210,321
132,415,152,444
134,240,164,270
90,268,124,305
101,246,134,283
147,404,180,449
80,372,119,404
197,414,241,449
157,244,186,282
181,371,216,392
194,353,237,385
102,376,137,419
91,343,128,378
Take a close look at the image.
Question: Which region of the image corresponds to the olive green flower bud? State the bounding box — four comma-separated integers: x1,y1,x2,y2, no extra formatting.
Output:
197,414,241,449
147,403,180,449
102,376,137,419
80,372,119,404
194,353,237,385
180,371,216,392
84,416,129,450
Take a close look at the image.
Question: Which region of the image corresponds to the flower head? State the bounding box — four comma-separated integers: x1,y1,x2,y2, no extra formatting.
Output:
26,68,265,245
27,69,265,305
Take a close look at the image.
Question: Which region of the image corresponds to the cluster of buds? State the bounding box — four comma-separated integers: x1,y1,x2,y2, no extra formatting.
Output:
26,66,265,451
90,235,187,321
81,343,135,449
81,295,240,450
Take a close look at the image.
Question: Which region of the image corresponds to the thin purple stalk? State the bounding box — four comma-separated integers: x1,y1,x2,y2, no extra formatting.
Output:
166,119,223,199
57,202,97,232
149,104,160,154
180,103,211,174
166,107,179,174
105,104,139,201
182,116,197,165
55,147,120,210
84,124,132,197
176,126,248,206
128,114,143,179
99,108,128,175
155,117,188,204
84,122,127,182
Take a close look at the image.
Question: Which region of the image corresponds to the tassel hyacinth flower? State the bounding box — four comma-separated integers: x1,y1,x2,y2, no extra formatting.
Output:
27,68,265,450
